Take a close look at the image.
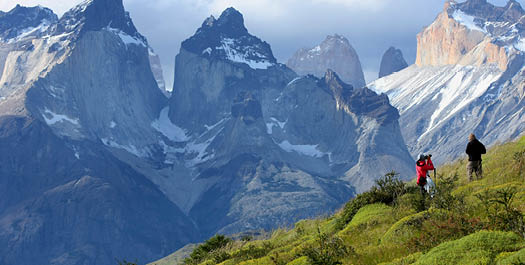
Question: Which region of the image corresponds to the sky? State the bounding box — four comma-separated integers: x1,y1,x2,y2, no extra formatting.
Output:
1,0,523,88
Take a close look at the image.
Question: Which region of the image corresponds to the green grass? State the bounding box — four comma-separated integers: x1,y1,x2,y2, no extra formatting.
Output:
414,231,524,265
160,136,525,265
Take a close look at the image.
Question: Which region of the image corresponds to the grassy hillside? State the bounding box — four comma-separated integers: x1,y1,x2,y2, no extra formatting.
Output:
152,136,525,265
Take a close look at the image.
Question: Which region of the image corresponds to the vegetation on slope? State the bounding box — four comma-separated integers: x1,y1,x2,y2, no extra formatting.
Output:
153,136,525,265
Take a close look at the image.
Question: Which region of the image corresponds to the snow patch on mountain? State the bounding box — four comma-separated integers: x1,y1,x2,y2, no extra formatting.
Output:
266,117,287,134
105,27,147,48
216,38,273,69
515,38,525,52
43,108,80,126
277,140,327,158
151,107,189,142
101,137,147,157
452,10,486,33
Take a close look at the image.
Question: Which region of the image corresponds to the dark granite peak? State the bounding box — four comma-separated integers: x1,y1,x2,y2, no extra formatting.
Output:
181,7,276,66
0,5,58,40
379,46,408,78
56,0,143,40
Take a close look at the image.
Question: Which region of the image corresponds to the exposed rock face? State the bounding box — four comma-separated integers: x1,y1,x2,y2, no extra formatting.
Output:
379,47,408,78
0,1,197,264
149,48,168,95
415,0,525,71
0,116,198,265
164,8,414,237
287,34,366,88
370,0,525,163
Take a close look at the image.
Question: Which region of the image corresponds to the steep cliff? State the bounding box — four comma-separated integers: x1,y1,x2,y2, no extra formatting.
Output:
370,0,525,163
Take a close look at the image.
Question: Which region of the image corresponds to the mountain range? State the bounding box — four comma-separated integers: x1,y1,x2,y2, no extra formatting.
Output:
1,0,523,264
0,0,415,264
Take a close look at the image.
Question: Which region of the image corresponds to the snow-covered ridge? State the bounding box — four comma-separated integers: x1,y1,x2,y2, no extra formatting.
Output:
449,3,525,52
451,10,485,32
105,26,147,48
214,37,274,69
277,140,328,158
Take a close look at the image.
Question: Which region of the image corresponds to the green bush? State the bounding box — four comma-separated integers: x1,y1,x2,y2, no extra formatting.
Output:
336,171,406,229
496,248,525,265
413,231,524,265
231,242,273,261
378,252,422,265
348,203,391,228
302,227,350,265
184,234,233,264
286,256,310,265
476,186,525,238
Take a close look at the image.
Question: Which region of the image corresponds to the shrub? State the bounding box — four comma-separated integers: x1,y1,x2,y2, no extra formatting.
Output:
287,256,310,265
231,242,273,261
336,171,406,229
476,186,525,238
184,234,233,264
302,227,350,265
495,248,525,265
413,231,524,265
348,203,391,228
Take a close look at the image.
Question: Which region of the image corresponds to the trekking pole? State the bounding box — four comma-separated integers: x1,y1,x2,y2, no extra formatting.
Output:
434,168,437,184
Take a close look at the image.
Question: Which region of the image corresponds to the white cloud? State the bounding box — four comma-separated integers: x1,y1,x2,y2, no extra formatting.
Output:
0,0,82,15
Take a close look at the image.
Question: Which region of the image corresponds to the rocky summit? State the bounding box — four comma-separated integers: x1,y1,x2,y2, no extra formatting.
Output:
287,34,366,88
370,0,525,163
378,47,408,78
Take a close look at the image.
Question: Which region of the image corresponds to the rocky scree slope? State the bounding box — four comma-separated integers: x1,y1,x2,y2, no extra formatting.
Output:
370,0,525,163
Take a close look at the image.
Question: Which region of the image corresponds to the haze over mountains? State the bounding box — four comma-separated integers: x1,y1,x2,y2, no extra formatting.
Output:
0,0,523,264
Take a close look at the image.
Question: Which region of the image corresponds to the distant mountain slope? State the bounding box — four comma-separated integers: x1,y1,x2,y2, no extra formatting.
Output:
287,34,366,88
369,0,525,163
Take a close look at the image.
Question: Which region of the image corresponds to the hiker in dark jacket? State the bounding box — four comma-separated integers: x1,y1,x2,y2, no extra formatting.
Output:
466,133,486,181
416,154,434,195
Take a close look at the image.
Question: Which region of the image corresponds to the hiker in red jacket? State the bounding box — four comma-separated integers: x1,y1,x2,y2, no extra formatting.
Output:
416,154,434,195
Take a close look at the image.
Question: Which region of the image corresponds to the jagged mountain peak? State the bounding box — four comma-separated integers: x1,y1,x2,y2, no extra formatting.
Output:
379,46,408,78
56,0,142,40
0,4,58,41
181,7,276,69
215,7,248,35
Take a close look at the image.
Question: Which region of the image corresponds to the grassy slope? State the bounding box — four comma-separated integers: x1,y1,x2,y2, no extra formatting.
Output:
157,136,525,265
